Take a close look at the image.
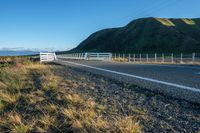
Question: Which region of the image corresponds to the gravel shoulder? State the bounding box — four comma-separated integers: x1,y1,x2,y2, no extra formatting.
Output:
57,63,200,133
56,60,200,104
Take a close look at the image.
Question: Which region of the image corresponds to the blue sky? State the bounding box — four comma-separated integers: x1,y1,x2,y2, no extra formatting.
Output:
0,0,200,51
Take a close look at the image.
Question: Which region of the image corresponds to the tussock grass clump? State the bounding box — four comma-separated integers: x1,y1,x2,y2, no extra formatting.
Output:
114,116,141,133
0,112,31,133
0,60,142,133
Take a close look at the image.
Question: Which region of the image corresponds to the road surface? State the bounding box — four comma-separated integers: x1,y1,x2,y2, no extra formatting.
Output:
56,59,200,103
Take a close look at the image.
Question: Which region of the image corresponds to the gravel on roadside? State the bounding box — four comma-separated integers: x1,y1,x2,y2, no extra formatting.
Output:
55,64,200,133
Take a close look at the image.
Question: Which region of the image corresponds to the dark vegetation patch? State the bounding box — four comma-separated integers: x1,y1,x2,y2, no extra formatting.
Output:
73,17,200,53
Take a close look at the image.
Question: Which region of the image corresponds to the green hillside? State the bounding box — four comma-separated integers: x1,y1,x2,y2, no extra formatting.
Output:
72,17,200,53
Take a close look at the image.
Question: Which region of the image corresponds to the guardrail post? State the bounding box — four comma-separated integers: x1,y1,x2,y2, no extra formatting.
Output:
162,53,164,63
118,53,120,62
115,53,116,60
84,53,88,60
54,53,57,60
123,53,125,61
155,53,157,63
109,53,112,62
97,53,100,60
140,53,141,62
171,53,174,63
146,53,149,63
80,53,82,60
40,53,42,63
128,53,131,62
80,53,82,59
192,52,195,64
134,54,135,63
79,53,81,59
180,53,183,64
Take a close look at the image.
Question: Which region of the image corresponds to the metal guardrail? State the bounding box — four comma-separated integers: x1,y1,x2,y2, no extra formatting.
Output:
57,53,112,61
113,53,200,64
57,53,86,60
40,52,200,65
40,52,56,62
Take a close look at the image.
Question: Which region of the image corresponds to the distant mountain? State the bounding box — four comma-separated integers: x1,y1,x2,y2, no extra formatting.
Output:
73,17,200,53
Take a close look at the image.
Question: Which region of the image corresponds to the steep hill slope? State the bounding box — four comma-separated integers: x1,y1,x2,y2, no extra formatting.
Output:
73,17,200,53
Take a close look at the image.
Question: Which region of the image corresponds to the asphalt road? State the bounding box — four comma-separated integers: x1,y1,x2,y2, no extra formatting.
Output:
56,59,200,103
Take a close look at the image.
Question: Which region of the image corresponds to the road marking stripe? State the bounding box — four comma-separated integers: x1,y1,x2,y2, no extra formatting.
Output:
61,60,200,93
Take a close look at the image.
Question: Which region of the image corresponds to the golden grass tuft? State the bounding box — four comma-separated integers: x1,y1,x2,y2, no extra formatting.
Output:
64,94,85,106
9,113,23,125
71,119,84,131
44,103,58,113
0,91,18,104
4,112,31,133
39,114,56,130
115,116,141,133
61,107,76,120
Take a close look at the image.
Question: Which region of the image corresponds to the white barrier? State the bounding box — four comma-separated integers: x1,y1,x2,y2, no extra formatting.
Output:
113,53,200,64
40,52,57,62
58,53,86,60
57,52,112,61
86,53,112,61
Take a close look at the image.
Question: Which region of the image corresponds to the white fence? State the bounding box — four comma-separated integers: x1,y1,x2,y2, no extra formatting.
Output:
40,52,200,64
86,53,112,61
40,52,57,62
57,53,112,61
113,53,200,64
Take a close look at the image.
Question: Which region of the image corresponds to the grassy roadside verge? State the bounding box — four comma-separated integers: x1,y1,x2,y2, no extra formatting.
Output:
0,58,200,133
0,59,141,133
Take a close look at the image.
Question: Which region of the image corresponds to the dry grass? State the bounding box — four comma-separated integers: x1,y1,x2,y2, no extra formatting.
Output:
115,117,141,133
156,18,175,26
182,18,196,25
113,57,129,62
0,58,142,133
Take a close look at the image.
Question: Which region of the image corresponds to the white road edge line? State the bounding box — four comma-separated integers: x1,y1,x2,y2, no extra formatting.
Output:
61,60,200,93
